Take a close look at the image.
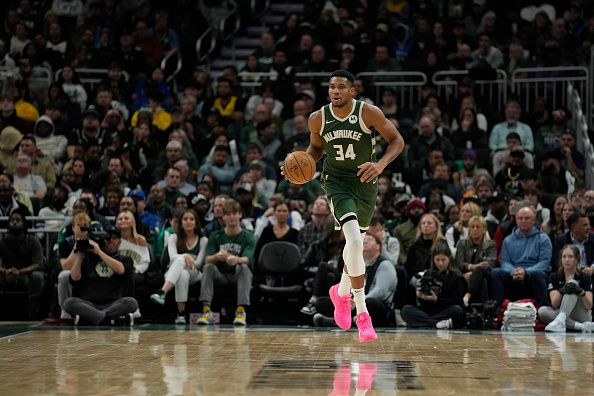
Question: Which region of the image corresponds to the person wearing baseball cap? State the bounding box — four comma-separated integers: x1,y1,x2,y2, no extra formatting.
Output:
393,197,426,265
69,104,111,148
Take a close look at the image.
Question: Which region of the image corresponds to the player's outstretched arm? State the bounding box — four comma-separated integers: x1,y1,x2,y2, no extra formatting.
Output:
306,110,325,162
356,103,405,182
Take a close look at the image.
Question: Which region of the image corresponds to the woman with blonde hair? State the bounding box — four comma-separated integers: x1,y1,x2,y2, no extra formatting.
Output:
539,245,594,332
455,215,497,306
116,210,151,276
445,201,482,256
405,213,444,282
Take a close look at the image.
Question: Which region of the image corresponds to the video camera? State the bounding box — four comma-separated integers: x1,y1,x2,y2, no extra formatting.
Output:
75,222,110,253
418,271,443,296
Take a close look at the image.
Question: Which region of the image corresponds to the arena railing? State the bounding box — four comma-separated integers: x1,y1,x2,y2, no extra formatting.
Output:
220,2,241,42
432,69,508,113
161,48,182,92
567,83,594,189
54,68,130,95
0,216,115,266
511,66,589,117
589,44,594,126
196,26,218,67
357,71,428,113
250,0,271,18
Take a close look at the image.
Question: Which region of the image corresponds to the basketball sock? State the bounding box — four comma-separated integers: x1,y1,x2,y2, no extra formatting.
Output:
338,272,351,297
353,287,368,315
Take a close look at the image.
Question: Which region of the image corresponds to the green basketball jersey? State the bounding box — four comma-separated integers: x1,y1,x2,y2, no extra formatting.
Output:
320,99,376,179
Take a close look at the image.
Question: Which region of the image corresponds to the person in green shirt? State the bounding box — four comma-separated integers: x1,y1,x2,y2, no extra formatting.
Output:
197,199,255,326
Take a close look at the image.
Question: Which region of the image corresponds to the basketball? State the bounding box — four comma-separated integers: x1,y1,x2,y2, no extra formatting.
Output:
283,151,316,184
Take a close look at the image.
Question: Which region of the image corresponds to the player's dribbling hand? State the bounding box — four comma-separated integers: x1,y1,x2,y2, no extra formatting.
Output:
357,162,384,183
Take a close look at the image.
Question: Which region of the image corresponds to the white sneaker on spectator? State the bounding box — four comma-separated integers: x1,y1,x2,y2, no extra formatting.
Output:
582,322,594,333
132,309,142,319
545,316,566,332
395,309,407,328
73,315,80,326
60,310,71,320
436,318,452,329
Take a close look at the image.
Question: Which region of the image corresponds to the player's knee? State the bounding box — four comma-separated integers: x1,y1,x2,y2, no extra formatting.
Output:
345,235,363,257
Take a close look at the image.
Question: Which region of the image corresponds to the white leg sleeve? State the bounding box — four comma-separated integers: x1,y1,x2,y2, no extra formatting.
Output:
342,219,365,277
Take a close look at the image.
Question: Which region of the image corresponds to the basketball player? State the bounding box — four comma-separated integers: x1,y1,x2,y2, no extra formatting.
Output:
302,70,404,342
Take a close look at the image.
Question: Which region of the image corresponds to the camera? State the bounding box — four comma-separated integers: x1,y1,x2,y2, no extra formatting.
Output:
465,300,499,330
74,223,109,253
418,271,442,296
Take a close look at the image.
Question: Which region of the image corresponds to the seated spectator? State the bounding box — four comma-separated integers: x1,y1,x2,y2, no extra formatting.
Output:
116,210,152,280
204,194,228,238
131,67,173,111
490,206,552,306
0,211,45,319
452,150,482,193
38,185,71,232
145,184,172,225
471,32,504,69
368,214,400,267
401,241,466,329
405,213,445,282
12,153,47,206
62,225,138,325
313,232,397,327
445,201,482,256
32,115,67,165
233,176,264,231
253,200,299,281
521,187,550,225
254,193,304,238
0,178,32,226
547,131,586,184
450,95,488,133
538,244,594,332
494,146,531,196
197,145,236,194
197,199,255,326
489,100,534,153
552,212,594,275
408,116,455,170
98,186,123,217
58,65,87,112
493,132,534,175
300,226,344,313
418,162,462,204
394,198,425,265
18,135,57,189
157,159,196,197
455,215,497,306
543,194,568,240
151,209,207,324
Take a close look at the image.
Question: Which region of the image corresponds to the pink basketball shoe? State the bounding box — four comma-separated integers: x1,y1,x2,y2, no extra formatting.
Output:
355,312,378,342
329,284,352,330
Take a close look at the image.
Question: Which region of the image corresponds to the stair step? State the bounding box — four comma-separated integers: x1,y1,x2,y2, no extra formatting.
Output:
221,47,255,58
234,37,262,48
269,3,304,14
211,59,246,70
247,25,268,35
262,14,285,26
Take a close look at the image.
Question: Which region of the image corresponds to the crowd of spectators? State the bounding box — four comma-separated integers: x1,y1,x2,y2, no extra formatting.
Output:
0,1,594,330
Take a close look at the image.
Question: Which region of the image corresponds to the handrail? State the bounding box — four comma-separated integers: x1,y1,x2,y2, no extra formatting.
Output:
511,66,589,80
160,48,182,84
196,26,217,64
220,3,241,42
251,0,271,18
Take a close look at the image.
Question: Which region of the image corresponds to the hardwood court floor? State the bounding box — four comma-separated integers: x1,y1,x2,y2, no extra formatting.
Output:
1,325,593,395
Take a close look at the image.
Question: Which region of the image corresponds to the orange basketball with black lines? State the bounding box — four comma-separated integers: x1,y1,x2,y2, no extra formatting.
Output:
283,151,316,184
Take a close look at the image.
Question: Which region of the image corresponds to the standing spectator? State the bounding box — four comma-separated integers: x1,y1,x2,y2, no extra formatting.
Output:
151,209,207,324
401,241,466,329
490,206,552,306
62,225,138,325
0,211,45,319
538,245,594,332
197,199,255,325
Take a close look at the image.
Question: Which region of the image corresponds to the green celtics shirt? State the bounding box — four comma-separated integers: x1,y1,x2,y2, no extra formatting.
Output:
206,228,256,273
320,99,376,179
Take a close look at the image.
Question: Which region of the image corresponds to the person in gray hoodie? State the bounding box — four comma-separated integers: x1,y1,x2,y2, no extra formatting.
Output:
490,206,552,306
33,115,67,165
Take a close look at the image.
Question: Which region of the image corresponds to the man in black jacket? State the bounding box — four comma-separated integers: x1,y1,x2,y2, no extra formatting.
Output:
62,225,138,325
552,212,594,277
